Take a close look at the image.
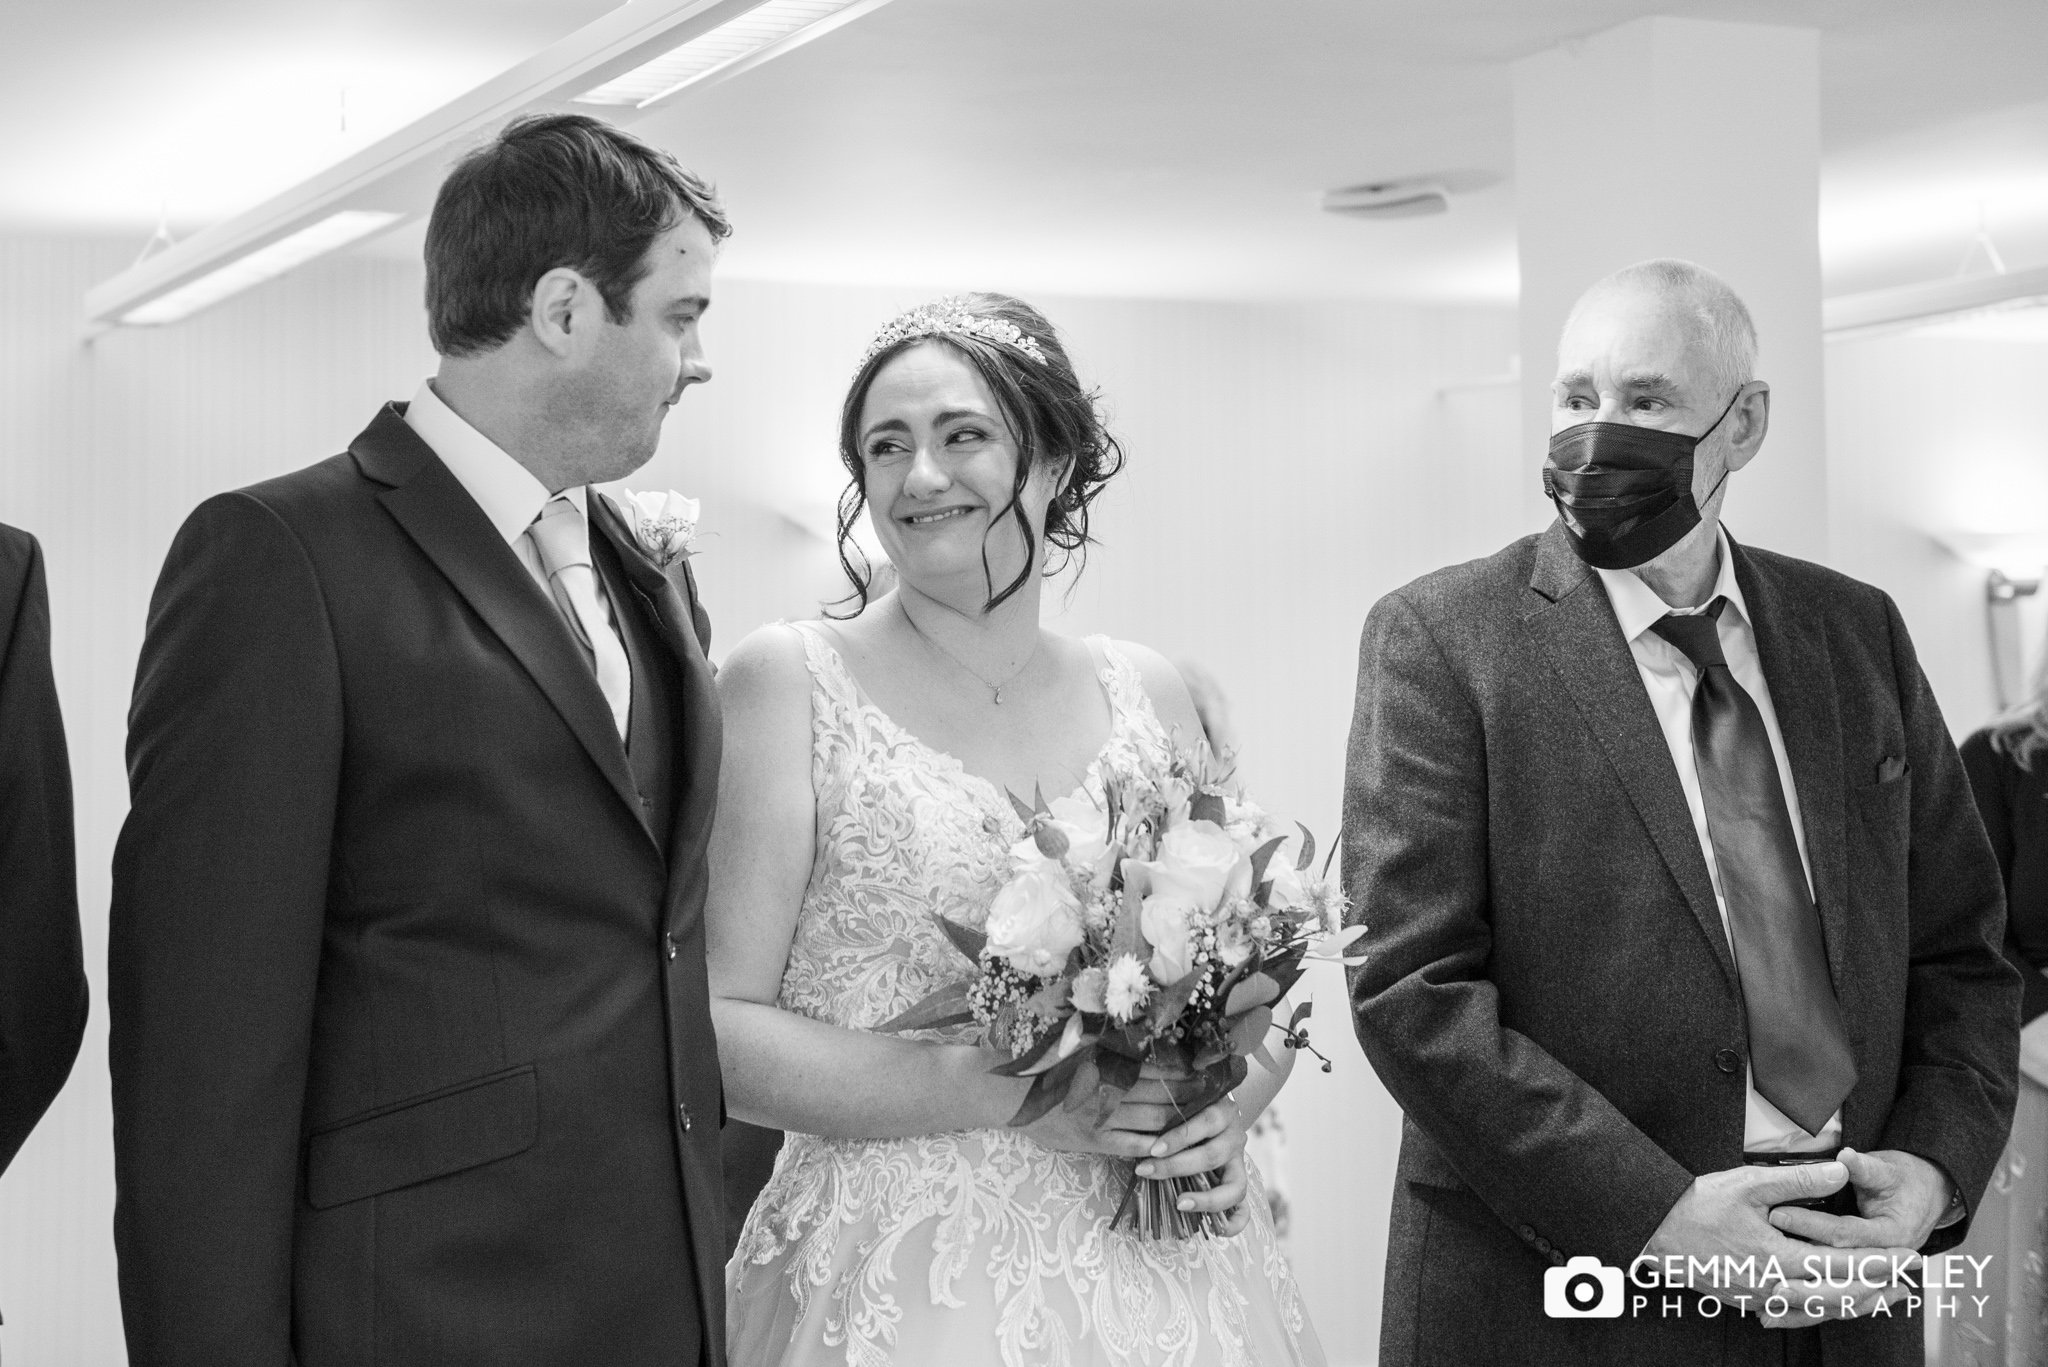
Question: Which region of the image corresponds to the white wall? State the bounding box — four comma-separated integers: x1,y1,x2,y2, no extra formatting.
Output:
1824,331,2048,734
0,235,1524,1365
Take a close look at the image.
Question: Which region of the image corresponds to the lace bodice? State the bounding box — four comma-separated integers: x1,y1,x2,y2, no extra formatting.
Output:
773,623,1168,1042
727,622,1323,1367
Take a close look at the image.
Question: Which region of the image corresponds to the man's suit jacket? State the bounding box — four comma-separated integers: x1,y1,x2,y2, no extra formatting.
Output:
109,407,727,1367
0,523,86,1175
1343,523,2018,1367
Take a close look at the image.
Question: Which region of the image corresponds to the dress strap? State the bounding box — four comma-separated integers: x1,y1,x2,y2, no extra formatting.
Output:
784,620,870,746
1085,635,1181,762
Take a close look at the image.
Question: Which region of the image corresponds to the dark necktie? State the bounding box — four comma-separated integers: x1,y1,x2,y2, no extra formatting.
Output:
1651,598,1856,1135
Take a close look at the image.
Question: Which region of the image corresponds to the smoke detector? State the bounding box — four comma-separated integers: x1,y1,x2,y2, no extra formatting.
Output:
1320,170,1501,221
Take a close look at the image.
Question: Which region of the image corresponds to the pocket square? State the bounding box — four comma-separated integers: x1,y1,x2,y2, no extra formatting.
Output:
1876,754,1910,783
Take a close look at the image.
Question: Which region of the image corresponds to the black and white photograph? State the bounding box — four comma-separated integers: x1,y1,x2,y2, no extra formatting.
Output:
3,1,2047,1364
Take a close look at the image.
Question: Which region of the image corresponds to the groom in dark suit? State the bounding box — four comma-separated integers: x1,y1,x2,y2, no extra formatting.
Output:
110,114,730,1366
0,522,87,1178
1345,259,2018,1366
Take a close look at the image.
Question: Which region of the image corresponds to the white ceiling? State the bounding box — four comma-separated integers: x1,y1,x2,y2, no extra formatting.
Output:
8,0,2048,304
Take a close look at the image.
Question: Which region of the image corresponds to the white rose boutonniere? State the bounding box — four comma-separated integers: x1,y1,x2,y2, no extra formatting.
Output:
608,489,700,567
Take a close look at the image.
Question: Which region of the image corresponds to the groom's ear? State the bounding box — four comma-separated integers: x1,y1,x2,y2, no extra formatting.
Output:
529,267,589,359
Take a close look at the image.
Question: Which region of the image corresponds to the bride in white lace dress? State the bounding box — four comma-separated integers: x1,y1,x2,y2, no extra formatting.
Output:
708,294,1325,1367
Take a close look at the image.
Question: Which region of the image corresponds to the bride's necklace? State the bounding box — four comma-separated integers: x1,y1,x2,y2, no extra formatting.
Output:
897,599,1040,706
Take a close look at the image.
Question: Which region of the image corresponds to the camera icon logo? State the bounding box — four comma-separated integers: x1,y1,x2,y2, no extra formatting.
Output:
1543,1255,1625,1318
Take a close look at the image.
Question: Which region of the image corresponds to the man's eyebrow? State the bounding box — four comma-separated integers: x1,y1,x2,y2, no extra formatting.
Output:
1616,370,1678,392
1554,368,1595,389
667,295,710,313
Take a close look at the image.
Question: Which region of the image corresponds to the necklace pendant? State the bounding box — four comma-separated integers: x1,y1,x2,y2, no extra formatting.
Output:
992,687,1003,705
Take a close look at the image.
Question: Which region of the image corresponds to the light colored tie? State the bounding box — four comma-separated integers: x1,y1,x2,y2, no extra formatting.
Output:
526,496,632,740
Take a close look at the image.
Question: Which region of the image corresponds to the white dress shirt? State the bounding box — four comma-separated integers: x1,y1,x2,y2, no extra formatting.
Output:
402,378,628,676
1594,525,1842,1153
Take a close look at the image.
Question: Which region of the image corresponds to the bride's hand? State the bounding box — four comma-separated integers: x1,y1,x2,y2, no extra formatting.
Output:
1135,1095,1253,1234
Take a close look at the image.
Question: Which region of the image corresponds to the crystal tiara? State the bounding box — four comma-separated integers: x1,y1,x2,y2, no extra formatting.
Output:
857,297,1049,370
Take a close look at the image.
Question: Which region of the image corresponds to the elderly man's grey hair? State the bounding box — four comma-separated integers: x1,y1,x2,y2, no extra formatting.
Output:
1566,258,1759,399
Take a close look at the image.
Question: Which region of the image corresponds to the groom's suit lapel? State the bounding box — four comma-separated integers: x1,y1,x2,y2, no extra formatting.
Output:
588,492,723,883
350,405,656,852
1522,521,1738,990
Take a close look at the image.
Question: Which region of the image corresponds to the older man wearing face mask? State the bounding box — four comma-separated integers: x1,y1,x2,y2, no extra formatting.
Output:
1344,258,2018,1366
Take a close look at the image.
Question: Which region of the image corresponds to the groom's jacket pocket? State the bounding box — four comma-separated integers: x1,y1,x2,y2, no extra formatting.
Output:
304,1064,538,1209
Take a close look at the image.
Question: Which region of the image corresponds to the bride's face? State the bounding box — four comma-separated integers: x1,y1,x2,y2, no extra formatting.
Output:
856,341,1061,603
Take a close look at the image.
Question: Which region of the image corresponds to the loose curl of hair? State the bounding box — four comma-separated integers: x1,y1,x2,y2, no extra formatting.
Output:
1989,650,2048,771
829,292,1125,617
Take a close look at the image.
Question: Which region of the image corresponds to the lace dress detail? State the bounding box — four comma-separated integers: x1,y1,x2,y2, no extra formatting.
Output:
726,622,1324,1367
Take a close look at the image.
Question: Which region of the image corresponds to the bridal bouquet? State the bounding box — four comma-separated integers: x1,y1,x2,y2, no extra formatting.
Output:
880,736,1364,1239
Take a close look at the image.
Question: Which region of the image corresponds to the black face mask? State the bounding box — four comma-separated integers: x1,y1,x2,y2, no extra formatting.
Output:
1542,387,1745,570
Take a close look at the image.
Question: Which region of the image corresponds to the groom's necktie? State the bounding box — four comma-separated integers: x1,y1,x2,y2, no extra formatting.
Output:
1652,598,1856,1135
526,496,632,740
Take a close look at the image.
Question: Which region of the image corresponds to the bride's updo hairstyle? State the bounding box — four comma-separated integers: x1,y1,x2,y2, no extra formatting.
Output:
832,292,1125,616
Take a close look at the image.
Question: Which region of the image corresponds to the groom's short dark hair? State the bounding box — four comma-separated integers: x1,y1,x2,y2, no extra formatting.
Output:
425,113,731,357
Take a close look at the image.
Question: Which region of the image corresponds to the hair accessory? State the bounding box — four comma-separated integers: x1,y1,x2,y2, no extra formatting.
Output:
858,297,1049,370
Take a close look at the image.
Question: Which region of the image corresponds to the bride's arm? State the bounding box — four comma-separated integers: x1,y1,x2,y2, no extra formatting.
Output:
706,624,1025,1138
706,625,1234,1167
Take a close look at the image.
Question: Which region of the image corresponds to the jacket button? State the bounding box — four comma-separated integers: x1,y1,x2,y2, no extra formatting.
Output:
1549,1251,1567,1267
678,1102,692,1132
1714,1048,1741,1074
1517,1224,1535,1242
1535,1237,1553,1255
665,934,677,962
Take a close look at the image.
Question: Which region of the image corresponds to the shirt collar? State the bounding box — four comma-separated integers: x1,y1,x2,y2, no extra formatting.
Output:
1594,523,1751,642
403,379,584,546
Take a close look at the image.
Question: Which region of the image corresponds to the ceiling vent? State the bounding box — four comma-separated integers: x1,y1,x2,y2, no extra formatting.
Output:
1320,170,1501,221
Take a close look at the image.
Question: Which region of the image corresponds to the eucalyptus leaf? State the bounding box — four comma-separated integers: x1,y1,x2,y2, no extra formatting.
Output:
1189,791,1227,828
875,980,975,1034
1222,972,1280,1017
990,1020,1066,1077
1007,1048,1090,1128
932,913,987,965
1227,1005,1274,1057
1144,966,1205,1035
1008,789,1038,825
1294,821,1316,873
1246,835,1288,894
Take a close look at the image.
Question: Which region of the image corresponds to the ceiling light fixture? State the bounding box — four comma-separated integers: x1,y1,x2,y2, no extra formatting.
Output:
84,0,899,333
117,211,402,326
577,0,889,109
1824,251,2048,339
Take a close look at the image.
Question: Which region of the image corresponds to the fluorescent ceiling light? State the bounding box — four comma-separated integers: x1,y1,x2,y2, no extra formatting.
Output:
1822,263,2048,339
1908,298,2048,343
86,0,900,331
119,211,402,325
576,0,881,108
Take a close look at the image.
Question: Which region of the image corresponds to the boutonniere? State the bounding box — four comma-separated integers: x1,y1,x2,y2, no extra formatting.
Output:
606,489,700,568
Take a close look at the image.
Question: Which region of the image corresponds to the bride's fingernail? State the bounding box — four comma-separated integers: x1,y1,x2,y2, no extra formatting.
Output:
1150,1141,1168,1158
1136,1162,1154,1177
1177,1197,1193,1211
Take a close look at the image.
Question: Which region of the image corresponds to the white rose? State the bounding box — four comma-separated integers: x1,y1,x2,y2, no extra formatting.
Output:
985,861,1086,977
1140,893,1199,984
1044,793,1116,889
609,488,701,565
1129,820,1251,913
1263,845,1308,910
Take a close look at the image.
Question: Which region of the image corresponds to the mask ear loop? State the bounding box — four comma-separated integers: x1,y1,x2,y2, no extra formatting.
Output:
1692,382,1755,512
